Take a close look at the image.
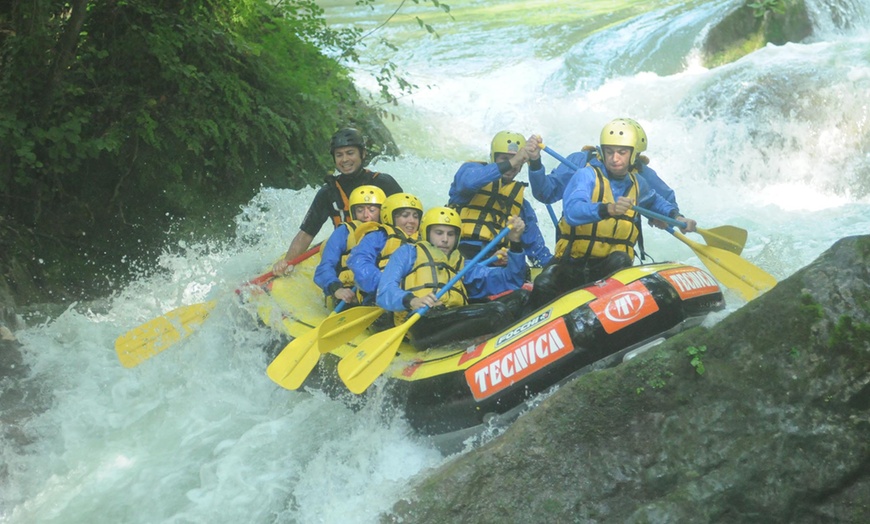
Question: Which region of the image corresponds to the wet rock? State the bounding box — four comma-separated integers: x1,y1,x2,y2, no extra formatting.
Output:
702,0,813,67
388,236,870,523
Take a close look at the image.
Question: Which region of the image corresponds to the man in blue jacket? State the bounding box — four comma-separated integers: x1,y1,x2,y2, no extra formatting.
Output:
531,119,680,263
530,118,678,213
447,131,552,268
529,119,697,308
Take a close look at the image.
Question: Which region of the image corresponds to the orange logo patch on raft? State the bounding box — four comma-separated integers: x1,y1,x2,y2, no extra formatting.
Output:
589,280,659,334
660,267,721,300
465,317,574,401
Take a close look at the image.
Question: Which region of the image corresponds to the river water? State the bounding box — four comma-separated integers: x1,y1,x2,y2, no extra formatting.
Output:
2,1,869,522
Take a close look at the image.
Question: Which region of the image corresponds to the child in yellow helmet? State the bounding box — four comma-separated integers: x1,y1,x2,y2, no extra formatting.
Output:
313,185,386,307
376,207,530,350
347,192,424,305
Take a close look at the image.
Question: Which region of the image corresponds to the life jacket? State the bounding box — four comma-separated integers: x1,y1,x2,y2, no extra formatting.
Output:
582,147,654,261
554,166,640,260
328,170,382,228
376,224,418,269
336,221,381,287
395,242,468,325
454,170,525,246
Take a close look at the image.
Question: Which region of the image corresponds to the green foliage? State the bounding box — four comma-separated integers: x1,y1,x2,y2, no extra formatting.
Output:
0,0,430,301
799,293,824,320
686,345,707,375
828,315,870,354
748,0,786,18
634,351,674,394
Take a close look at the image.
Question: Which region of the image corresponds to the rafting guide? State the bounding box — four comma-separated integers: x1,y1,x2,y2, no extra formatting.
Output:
273,128,403,277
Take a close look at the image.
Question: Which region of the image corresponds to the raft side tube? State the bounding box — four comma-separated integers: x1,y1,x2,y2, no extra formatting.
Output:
423,320,699,455
399,266,724,435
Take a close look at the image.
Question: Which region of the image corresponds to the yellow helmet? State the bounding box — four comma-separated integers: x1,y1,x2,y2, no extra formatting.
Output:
490,131,526,163
380,193,423,225
348,185,386,215
420,206,460,238
600,118,647,165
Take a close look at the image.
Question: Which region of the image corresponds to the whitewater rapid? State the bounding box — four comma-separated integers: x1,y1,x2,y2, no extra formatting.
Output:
3,0,870,522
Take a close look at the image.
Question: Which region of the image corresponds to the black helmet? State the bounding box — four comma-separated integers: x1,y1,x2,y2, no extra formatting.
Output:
330,128,366,155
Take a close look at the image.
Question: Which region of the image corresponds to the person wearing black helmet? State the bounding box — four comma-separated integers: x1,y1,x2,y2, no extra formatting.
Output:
273,128,403,276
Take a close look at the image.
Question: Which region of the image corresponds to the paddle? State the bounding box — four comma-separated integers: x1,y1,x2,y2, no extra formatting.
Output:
337,228,512,395
670,229,776,301
540,145,748,254
317,254,507,353
318,306,384,353
267,251,507,391
114,244,321,368
266,295,355,391
545,203,559,228
631,206,747,255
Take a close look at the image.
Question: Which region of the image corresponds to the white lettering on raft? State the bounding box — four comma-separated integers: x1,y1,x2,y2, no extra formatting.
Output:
466,317,573,400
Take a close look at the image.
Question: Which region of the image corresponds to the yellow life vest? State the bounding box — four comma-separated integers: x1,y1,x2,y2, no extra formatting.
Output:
394,242,468,325
457,175,525,244
337,221,381,286
554,167,640,260
376,224,418,270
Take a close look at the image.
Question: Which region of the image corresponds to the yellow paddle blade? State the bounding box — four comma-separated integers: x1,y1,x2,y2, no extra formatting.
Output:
673,232,776,301
337,314,420,394
266,324,321,390
697,226,748,255
114,301,217,368
318,306,384,354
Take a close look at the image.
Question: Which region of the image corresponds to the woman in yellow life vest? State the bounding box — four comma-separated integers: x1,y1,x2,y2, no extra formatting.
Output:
530,119,698,309
376,207,530,350
313,185,385,307
347,192,424,305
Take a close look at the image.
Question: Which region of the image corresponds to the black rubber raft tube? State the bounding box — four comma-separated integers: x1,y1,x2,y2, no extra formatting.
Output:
393,268,725,436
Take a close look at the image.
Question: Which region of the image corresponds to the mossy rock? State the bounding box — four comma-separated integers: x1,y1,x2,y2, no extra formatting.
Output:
702,0,812,68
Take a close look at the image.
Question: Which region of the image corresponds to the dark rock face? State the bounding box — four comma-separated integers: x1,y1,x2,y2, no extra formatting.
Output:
389,236,870,523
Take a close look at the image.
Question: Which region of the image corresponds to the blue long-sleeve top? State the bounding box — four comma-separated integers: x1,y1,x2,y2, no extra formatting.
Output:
639,164,678,211
447,161,553,266
562,157,678,227
346,229,388,295
376,243,527,312
313,223,351,295
529,149,679,210
529,150,591,204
